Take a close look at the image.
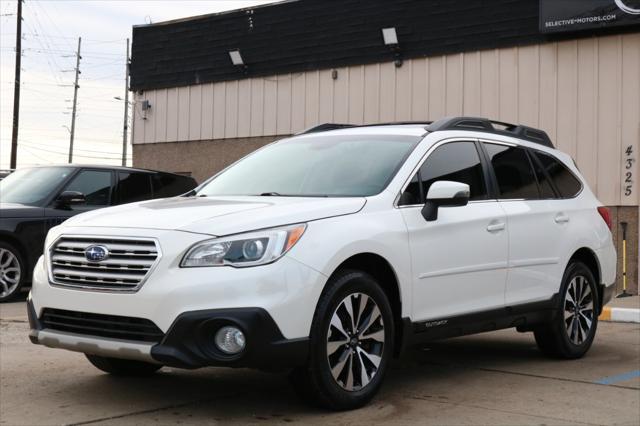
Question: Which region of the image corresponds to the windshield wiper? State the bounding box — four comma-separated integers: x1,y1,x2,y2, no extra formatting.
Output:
259,192,282,196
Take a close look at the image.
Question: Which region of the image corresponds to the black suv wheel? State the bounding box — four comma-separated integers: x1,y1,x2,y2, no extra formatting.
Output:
0,242,25,302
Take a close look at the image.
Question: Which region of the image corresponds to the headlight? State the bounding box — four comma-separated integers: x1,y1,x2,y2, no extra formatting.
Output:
181,223,306,268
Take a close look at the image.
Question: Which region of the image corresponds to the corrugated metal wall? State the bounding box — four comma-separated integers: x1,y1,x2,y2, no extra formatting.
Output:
133,33,640,206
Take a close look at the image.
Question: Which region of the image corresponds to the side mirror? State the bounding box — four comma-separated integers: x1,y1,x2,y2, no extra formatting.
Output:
55,191,86,209
421,181,470,222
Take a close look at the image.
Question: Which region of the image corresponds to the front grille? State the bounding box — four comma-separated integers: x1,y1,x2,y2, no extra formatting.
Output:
49,236,159,292
41,308,164,343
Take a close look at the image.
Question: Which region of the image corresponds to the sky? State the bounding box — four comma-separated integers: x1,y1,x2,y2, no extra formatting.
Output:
0,0,278,169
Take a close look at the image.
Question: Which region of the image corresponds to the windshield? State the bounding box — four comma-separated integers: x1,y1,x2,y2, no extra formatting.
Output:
0,167,74,206
197,134,420,197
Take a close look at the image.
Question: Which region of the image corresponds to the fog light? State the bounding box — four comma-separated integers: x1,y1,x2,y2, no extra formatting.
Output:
214,326,246,355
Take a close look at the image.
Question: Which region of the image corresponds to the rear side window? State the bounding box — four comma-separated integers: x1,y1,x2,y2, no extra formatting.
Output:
484,144,538,200
152,174,195,198
529,156,556,199
117,172,152,204
534,152,582,198
417,141,488,201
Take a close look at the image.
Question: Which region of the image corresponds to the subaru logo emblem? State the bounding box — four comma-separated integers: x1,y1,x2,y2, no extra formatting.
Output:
85,245,109,262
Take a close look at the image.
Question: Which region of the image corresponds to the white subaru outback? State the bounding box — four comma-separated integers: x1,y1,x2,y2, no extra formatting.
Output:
29,117,616,410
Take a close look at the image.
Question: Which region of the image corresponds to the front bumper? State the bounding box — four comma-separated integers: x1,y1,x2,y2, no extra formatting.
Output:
30,227,326,369
28,298,308,369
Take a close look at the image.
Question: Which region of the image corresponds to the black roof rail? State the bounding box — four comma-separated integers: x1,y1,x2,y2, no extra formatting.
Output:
425,116,554,148
296,123,356,135
297,121,433,135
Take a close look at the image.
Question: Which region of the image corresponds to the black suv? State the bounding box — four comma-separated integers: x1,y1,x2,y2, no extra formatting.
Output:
0,165,197,301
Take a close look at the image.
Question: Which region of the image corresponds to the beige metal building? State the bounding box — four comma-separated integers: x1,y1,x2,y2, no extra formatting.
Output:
129,0,639,293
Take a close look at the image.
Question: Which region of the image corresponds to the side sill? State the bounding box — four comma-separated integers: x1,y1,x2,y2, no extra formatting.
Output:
402,295,559,349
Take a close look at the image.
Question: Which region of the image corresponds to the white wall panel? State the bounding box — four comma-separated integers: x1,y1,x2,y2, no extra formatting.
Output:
188,85,201,141
134,33,639,205
212,83,226,139
201,84,214,140
166,88,178,142
276,75,292,135
237,79,252,138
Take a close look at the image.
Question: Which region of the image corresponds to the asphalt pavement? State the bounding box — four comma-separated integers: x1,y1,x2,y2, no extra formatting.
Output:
1,296,639,426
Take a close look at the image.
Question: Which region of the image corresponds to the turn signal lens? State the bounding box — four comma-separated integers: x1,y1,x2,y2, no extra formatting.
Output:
285,224,306,252
597,207,612,231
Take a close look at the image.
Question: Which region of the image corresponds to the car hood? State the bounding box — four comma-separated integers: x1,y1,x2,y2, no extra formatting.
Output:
0,203,44,218
63,196,366,236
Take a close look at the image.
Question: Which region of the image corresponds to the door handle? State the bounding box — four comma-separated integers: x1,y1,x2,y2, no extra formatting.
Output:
487,222,506,232
555,213,570,224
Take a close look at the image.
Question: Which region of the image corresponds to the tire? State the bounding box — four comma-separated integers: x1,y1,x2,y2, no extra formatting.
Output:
85,354,162,376
534,261,599,359
0,241,26,303
290,269,394,410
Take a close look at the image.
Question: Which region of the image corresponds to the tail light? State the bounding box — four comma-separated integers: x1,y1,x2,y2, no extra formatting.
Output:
597,207,612,231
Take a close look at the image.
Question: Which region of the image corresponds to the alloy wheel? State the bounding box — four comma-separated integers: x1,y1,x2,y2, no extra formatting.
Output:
564,275,594,345
0,248,21,299
326,292,385,391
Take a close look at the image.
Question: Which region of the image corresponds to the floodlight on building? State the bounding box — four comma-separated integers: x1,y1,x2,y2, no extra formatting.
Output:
228,50,244,66
381,27,398,46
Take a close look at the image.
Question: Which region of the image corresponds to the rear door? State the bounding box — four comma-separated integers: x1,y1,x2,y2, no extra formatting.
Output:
400,139,509,321
481,141,569,305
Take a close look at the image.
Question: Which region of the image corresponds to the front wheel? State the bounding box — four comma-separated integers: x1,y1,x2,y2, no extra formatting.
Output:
290,269,394,410
0,242,25,303
86,354,162,376
534,261,599,359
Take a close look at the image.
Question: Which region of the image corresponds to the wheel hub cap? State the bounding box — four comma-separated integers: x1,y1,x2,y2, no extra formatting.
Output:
564,275,594,345
0,248,21,298
326,292,385,392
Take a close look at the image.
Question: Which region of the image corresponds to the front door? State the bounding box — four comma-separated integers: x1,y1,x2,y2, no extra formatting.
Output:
399,140,508,322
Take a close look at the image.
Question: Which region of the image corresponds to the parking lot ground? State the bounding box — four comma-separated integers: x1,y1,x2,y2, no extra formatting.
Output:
1,298,639,426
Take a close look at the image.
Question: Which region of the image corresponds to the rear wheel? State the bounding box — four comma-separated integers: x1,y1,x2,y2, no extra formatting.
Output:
0,242,25,303
85,354,162,376
290,269,394,410
534,261,598,359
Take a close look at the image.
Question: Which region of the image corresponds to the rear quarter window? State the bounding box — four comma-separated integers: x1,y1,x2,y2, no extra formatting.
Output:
533,152,582,198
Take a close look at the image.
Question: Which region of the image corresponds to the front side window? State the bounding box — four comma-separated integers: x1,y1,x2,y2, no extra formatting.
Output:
534,151,582,198
63,170,112,208
410,141,487,203
484,144,538,200
0,167,74,206
196,134,420,197
117,172,152,204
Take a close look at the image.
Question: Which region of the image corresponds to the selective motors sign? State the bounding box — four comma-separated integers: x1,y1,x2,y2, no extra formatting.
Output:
540,0,640,33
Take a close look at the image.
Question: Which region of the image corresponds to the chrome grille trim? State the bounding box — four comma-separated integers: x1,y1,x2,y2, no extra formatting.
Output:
48,235,161,292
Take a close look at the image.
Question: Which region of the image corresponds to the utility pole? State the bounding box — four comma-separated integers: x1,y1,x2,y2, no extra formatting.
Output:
68,37,81,163
9,0,23,169
121,38,130,166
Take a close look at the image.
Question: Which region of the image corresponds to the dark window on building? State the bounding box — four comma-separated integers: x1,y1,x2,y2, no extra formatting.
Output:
534,151,582,198
484,144,539,200
152,174,195,198
413,141,487,202
64,170,112,208
117,172,152,204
